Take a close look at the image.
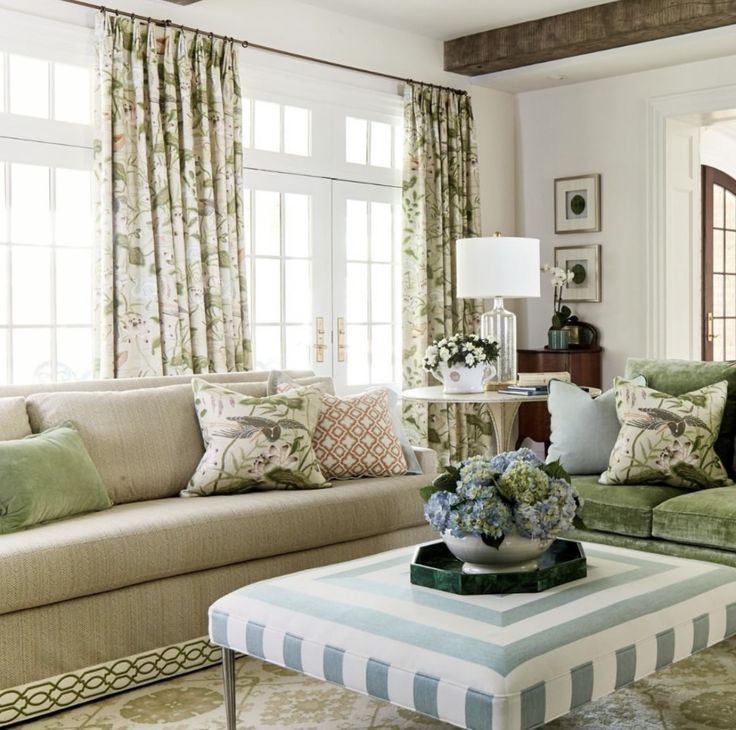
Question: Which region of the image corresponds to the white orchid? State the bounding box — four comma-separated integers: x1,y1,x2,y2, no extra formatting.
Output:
542,263,575,330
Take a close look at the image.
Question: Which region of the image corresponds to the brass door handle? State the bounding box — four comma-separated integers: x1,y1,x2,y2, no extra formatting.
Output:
707,312,719,342
314,317,326,362
337,317,346,362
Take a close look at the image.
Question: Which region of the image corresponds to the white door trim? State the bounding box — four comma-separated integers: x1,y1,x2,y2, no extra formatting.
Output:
647,83,736,359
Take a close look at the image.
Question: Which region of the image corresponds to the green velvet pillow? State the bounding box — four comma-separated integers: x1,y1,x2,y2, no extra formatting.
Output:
0,422,111,534
625,358,736,478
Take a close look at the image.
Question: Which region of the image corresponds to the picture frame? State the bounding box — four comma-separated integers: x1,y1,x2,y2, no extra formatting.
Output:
554,174,601,233
554,244,601,303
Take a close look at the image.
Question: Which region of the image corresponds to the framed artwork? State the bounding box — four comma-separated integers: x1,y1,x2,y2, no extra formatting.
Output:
554,244,601,303
554,174,601,233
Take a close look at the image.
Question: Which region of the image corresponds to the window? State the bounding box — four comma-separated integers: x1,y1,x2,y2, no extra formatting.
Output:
242,63,404,393
0,13,94,384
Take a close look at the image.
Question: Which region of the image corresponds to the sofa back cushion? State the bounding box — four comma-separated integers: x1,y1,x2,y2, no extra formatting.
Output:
25,381,268,504
0,396,31,440
625,358,736,478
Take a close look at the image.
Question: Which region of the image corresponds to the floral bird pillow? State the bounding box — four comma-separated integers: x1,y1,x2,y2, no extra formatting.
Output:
182,379,328,496
600,378,732,490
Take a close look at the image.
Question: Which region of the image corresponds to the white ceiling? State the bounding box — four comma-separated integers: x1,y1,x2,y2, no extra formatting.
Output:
294,0,612,40
293,0,736,93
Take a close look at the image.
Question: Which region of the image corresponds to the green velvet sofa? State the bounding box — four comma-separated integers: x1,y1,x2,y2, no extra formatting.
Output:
565,357,736,567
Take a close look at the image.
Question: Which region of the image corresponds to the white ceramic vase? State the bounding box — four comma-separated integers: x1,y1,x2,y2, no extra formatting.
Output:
443,527,553,574
431,362,493,394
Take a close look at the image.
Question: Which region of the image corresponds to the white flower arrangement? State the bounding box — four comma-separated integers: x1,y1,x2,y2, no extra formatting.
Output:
422,333,499,373
542,264,575,330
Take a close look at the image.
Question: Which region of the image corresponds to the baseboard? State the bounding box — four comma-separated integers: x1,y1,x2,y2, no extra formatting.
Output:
0,636,221,727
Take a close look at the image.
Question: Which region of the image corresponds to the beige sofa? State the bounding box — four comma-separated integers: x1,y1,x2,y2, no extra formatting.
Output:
0,371,436,727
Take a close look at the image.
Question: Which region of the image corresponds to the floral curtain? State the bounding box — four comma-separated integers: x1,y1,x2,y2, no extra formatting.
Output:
402,81,493,464
94,13,251,378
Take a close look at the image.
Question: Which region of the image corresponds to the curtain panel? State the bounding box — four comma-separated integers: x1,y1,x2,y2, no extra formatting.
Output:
94,13,251,378
402,81,493,464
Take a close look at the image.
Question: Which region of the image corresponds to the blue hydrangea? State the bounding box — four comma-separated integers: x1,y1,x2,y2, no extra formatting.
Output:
422,448,579,543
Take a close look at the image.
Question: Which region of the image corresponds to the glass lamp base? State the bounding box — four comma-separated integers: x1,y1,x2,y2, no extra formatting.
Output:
481,297,517,386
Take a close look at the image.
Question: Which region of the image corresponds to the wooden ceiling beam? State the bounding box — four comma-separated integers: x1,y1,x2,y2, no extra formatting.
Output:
444,0,736,76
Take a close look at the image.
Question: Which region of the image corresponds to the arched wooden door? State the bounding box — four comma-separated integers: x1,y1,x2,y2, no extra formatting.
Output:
702,165,736,361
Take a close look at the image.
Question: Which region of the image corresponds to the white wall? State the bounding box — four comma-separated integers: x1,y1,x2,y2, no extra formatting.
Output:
0,0,516,235
701,127,736,181
516,53,736,387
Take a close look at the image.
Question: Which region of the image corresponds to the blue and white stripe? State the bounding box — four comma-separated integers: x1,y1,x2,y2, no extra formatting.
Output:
209,543,736,730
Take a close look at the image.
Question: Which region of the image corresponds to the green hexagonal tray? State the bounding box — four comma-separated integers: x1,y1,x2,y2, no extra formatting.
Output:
410,539,586,595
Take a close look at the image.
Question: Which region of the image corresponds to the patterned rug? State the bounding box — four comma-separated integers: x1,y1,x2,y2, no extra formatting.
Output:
23,637,736,729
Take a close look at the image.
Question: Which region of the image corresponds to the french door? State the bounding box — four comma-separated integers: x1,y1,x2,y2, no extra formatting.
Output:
332,181,402,393
702,165,736,361
245,172,402,391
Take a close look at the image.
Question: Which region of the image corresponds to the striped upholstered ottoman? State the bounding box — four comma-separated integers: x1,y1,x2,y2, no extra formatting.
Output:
209,542,736,730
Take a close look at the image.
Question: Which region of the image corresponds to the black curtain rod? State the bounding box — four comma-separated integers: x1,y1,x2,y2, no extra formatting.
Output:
57,0,468,96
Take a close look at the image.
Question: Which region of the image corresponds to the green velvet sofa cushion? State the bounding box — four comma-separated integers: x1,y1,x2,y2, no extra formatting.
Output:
571,474,687,537
624,357,736,478
652,487,736,550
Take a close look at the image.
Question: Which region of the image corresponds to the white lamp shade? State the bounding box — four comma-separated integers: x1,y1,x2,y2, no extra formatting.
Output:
456,236,541,299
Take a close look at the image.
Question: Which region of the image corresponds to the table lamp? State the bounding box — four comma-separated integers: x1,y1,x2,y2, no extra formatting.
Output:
456,233,540,387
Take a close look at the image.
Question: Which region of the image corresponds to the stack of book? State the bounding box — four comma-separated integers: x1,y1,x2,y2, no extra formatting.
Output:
497,371,572,397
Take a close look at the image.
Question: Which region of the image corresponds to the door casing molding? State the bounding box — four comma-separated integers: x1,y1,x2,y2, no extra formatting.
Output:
647,84,736,359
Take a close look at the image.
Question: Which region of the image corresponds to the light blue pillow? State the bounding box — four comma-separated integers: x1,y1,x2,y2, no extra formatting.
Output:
546,376,646,475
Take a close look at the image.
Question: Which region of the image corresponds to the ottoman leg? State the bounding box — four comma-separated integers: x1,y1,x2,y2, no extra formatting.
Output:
222,647,237,730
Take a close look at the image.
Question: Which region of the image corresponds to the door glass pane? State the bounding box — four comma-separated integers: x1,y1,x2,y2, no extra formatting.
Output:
346,200,368,260
370,121,392,168
284,193,309,257
714,229,724,273
726,321,736,361
9,55,49,118
12,328,51,384
346,263,368,321
283,106,309,157
0,55,4,113
57,248,92,324
370,202,392,262
727,231,736,273
285,259,311,323
346,324,369,385
54,63,91,124
727,190,736,230
254,190,280,255
285,324,311,370
254,325,281,370
371,324,393,383
254,100,280,152
254,258,281,323
12,246,51,324
714,274,724,316
371,264,392,322
714,184,725,229
56,168,93,247
57,327,93,381
727,276,736,317
346,117,367,165
10,164,51,244
713,319,725,360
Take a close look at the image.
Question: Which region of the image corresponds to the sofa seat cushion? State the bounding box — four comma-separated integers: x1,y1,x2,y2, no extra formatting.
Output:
572,475,687,537
652,487,736,550
0,473,429,615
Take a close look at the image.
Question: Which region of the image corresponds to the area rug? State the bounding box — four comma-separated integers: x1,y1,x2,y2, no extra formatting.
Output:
23,636,736,729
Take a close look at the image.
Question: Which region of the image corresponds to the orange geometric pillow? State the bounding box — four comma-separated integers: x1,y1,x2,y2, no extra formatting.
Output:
277,385,407,479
